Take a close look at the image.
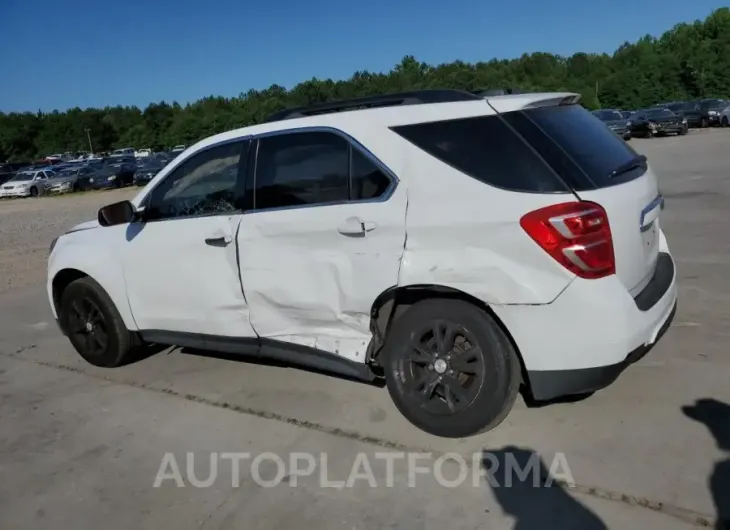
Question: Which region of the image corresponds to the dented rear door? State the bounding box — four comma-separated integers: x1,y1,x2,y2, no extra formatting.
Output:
237,132,407,362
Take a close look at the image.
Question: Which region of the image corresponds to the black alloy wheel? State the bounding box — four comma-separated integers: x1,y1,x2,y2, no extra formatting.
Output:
383,299,520,438
66,294,109,359
60,277,139,367
396,320,485,416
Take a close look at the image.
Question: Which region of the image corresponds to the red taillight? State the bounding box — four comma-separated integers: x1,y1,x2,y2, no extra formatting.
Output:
520,201,615,279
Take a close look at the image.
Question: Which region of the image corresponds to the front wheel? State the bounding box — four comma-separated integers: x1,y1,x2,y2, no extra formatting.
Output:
29,186,39,197
383,299,521,438
59,277,138,368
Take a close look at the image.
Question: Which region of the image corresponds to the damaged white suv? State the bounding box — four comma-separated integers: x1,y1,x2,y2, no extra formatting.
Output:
47,90,677,438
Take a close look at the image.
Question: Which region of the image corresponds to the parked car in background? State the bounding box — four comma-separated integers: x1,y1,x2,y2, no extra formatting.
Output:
592,109,632,140
45,166,96,194
171,145,186,153
135,148,152,158
77,157,136,190
719,105,730,127
0,168,55,197
683,98,729,128
110,148,135,158
134,157,169,186
629,108,688,137
0,162,30,185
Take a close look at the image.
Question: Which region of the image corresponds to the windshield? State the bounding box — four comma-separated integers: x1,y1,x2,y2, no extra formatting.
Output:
10,173,34,182
594,110,624,121
701,99,726,109
645,108,673,118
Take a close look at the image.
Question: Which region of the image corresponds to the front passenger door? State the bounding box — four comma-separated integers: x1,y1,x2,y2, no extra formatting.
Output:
122,139,257,338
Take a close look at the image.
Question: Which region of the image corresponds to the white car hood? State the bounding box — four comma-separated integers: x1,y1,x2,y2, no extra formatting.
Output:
67,219,100,234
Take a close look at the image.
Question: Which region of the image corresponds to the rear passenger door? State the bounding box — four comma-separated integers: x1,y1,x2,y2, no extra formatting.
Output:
237,130,407,361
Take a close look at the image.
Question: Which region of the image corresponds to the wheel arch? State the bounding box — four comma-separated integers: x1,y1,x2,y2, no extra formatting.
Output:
367,283,527,384
50,265,137,331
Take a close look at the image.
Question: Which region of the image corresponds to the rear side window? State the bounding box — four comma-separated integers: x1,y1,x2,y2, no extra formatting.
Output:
504,105,643,190
391,115,568,193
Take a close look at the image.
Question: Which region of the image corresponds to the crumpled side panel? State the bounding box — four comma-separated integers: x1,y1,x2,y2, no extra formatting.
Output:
238,191,408,362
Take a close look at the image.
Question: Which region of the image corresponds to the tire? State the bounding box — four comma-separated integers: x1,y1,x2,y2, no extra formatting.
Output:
722,117,729,128
701,118,709,128
679,125,688,136
59,277,137,368
29,186,38,197
382,299,521,438
623,133,632,141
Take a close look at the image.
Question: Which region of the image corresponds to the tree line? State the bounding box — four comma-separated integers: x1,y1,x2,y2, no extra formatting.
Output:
1,8,728,162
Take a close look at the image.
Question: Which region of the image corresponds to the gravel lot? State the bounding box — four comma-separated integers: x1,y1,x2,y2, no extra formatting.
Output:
0,188,138,294
1,129,729,529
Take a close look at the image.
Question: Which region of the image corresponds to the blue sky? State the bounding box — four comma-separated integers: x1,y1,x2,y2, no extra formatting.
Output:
0,0,725,112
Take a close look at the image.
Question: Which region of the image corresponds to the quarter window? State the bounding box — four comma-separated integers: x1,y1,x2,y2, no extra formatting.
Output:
146,140,245,221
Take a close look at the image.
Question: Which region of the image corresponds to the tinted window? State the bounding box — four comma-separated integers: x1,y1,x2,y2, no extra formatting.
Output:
701,99,726,109
350,149,392,200
645,108,673,118
391,115,567,193
594,110,623,121
511,104,642,189
146,141,244,220
254,132,349,209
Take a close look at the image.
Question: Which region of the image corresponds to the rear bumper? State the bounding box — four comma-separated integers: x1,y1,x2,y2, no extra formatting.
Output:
493,241,678,400
528,300,676,400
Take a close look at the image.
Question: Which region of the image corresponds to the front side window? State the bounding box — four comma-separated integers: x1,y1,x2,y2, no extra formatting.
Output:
145,140,245,221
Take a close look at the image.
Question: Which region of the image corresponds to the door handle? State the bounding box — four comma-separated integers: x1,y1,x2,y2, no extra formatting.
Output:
337,217,377,236
205,235,232,247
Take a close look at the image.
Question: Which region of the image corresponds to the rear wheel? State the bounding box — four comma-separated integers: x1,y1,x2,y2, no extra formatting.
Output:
59,277,137,368
383,299,521,438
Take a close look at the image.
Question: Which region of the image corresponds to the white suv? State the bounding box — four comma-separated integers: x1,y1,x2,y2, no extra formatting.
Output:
47,90,677,438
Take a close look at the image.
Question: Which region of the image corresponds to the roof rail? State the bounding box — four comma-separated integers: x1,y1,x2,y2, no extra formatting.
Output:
473,87,531,97
264,89,481,122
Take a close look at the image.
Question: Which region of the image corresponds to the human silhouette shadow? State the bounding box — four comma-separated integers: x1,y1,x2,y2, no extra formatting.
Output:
483,446,607,530
683,399,730,530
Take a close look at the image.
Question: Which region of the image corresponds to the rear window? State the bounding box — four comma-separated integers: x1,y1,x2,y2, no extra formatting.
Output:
502,105,644,190
390,115,568,193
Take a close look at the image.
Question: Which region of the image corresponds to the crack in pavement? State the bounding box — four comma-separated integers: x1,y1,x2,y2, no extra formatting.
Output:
3,350,719,528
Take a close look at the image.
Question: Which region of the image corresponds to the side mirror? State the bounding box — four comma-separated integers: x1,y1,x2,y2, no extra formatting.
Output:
98,200,137,227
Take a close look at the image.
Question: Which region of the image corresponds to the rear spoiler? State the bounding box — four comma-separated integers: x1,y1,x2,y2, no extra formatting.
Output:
485,92,581,114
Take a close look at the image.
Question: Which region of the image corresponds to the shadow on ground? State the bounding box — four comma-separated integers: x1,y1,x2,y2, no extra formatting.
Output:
482,446,607,529
683,398,730,530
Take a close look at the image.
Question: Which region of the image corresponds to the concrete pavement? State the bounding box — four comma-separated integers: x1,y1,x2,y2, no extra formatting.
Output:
1,130,729,528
